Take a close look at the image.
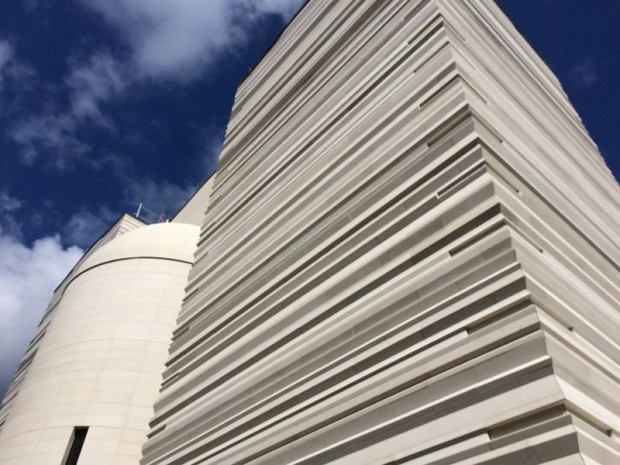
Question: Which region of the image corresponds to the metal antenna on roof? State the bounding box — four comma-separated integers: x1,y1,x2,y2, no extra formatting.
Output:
134,202,168,224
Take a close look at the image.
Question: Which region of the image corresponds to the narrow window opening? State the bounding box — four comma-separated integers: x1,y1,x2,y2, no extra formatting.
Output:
63,427,89,465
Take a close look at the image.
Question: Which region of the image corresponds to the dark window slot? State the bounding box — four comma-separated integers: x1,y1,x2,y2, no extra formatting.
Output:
63,427,89,465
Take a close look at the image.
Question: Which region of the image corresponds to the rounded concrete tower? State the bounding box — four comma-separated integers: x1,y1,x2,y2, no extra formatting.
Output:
0,222,198,465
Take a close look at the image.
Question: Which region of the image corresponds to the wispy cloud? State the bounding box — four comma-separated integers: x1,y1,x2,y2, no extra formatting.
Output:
80,0,304,81
0,40,12,86
9,0,303,169
66,52,128,126
63,206,119,248
0,191,22,212
8,51,129,167
10,113,91,167
0,39,35,92
568,57,598,88
0,191,24,240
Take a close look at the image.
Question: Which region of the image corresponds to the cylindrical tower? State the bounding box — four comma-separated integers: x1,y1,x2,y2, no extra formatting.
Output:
0,223,198,465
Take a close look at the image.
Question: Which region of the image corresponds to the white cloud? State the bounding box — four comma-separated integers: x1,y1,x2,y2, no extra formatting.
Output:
0,233,83,395
81,0,304,81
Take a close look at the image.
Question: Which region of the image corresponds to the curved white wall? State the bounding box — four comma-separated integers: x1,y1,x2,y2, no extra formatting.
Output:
0,223,198,465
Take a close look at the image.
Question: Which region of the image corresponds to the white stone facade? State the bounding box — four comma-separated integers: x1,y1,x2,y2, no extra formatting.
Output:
1,0,619,464
0,222,199,465
142,0,620,464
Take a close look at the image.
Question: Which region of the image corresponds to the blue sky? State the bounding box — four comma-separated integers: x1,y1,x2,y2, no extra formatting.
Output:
0,0,618,397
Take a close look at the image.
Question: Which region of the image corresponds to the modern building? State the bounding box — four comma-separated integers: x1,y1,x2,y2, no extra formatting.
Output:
2,0,620,464
0,180,214,465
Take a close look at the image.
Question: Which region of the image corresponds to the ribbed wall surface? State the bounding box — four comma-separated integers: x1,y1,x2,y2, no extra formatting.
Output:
142,1,620,464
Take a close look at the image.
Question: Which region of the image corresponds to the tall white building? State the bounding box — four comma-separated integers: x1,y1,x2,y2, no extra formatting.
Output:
2,1,620,464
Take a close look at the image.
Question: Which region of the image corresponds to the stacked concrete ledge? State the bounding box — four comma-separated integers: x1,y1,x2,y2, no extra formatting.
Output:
141,0,620,464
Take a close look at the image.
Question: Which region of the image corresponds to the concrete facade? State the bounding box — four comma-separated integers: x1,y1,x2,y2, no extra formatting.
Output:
1,0,619,464
141,0,620,464
0,221,199,465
